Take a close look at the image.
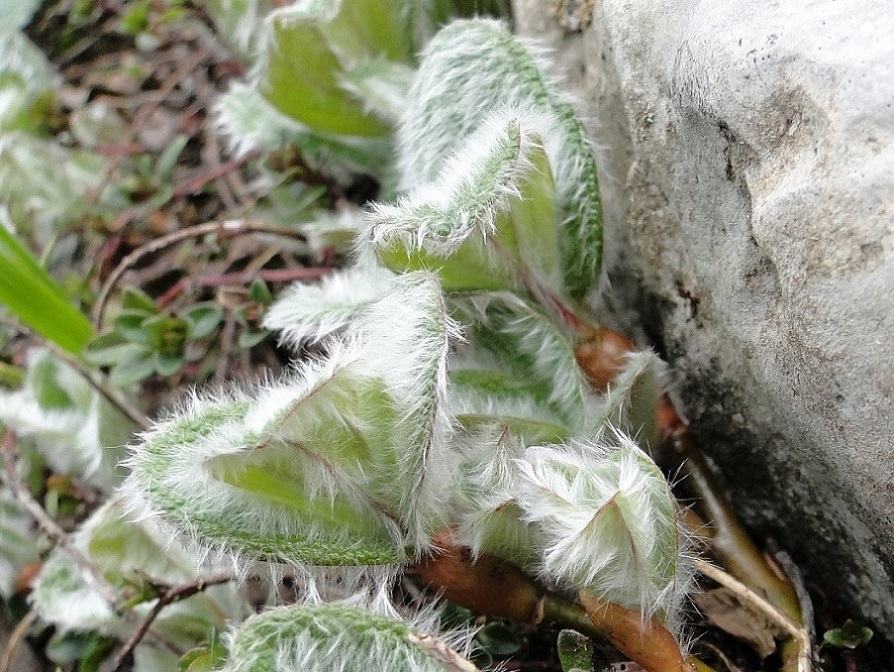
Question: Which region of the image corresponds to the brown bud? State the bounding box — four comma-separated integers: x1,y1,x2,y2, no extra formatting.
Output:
575,328,637,392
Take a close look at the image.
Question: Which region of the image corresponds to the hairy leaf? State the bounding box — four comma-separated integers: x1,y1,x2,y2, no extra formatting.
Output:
0,349,130,490
398,18,603,299
266,269,461,548
367,109,560,293
451,292,586,433
260,0,410,137
514,434,684,618
226,603,478,672
31,501,246,645
126,369,404,566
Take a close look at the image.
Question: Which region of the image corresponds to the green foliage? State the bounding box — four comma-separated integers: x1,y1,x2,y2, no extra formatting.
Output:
823,619,874,650
0,348,134,490
475,621,523,659
396,19,603,300
556,629,595,672
1,4,695,672
121,13,686,672
110,134,188,209
32,500,247,657
227,602,477,672
85,287,222,384
0,221,93,355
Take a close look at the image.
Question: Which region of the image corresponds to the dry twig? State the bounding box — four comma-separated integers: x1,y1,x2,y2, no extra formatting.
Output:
93,220,307,325
110,572,233,671
0,609,37,672
695,559,813,672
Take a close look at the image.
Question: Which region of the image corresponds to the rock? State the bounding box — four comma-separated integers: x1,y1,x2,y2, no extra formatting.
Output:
513,0,894,636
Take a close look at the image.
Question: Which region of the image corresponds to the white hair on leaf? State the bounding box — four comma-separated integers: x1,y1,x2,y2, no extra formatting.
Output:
396,18,602,300
513,431,691,628
224,601,480,672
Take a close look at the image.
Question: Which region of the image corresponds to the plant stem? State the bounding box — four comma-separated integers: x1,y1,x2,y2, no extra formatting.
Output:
578,590,706,672
669,431,803,622
110,572,233,672
414,528,604,640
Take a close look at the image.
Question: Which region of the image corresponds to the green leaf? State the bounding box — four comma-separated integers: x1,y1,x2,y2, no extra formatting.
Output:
131,270,459,563
180,634,227,672
341,60,415,125
557,629,595,672
84,332,140,367
113,309,152,344
0,349,132,491
0,133,106,237
0,32,56,133
475,622,522,658
129,373,405,566
46,632,106,667
183,302,223,339
0,223,93,355
143,314,189,357
110,348,156,385
29,351,75,410
368,113,548,292
506,140,563,290
154,350,185,377
201,0,276,59
260,5,391,137
823,619,874,649
400,18,603,299
33,501,246,651
515,437,680,615
77,633,117,672
248,278,273,305
453,292,586,433
215,82,389,174
237,329,269,349
156,134,189,182
226,603,477,672
120,286,158,314
448,369,569,445
264,270,460,547
451,429,537,568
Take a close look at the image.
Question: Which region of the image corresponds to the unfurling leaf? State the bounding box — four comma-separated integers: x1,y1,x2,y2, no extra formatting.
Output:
367,109,558,294
514,433,684,618
397,18,603,299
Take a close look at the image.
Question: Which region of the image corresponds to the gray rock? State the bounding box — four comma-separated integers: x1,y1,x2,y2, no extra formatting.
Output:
514,0,894,635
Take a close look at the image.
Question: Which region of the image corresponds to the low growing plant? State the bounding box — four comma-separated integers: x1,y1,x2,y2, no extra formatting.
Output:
119,16,697,672
1,3,818,672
